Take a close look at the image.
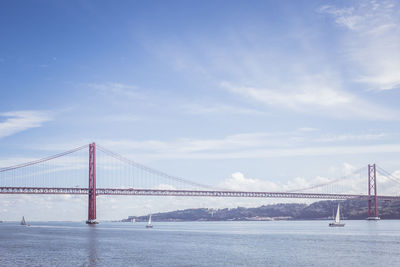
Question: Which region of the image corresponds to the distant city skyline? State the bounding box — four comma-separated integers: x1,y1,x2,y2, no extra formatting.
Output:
1,0,400,220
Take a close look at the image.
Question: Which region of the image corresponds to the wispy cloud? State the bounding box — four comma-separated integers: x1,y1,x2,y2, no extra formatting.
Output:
21,126,397,162
181,103,264,115
319,1,400,90
221,79,350,109
297,127,319,132
221,81,399,120
98,132,296,155
86,82,144,99
132,144,400,160
316,133,386,143
0,110,52,139
101,114,142,123
150,21,400,120
90,129,398,160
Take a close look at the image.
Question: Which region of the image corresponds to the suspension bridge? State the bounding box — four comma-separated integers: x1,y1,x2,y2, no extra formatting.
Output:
1,143,399,223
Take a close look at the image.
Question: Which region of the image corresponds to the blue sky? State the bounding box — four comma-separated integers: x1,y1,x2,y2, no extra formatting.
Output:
1,0,400,220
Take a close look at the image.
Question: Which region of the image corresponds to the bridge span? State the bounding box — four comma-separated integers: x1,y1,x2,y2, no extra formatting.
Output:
1,142,400,223
1,186,400,201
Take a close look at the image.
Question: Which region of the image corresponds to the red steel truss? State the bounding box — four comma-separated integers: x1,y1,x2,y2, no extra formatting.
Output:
1,186,399,201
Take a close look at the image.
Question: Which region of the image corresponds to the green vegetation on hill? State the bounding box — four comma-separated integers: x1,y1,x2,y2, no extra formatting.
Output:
122,199,400,222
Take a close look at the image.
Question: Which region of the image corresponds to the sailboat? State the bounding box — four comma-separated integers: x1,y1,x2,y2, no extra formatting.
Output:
329,204,345,227
146,214,153,228
20,216,27,226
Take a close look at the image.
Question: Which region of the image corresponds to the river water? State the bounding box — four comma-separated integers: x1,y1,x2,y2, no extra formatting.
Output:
1,220,400,266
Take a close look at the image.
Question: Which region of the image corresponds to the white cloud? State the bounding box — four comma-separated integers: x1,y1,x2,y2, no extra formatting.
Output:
221,81,399,120
101,114,142,122
221,80,351,108
148,15,400,120
26,128,397,161
297,127,319,132
316,133,386,143
319,1,400,90
181,103,264,115
115,143,400,160
220,172,280,191
97,132,297,157
0,110,52,139
16,127,399,162
219,165,371,196
86,82,144,99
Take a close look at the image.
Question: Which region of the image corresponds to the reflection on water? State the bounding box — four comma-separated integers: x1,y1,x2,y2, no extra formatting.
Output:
1,220,400,266
87,225,98,267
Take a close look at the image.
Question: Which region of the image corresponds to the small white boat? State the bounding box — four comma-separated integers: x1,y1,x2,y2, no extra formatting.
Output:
21,216,27,226
329,204,345,227
146,214,153,228
366,216,381,220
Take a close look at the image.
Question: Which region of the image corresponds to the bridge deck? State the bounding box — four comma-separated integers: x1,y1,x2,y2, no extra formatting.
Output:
1,187,399,200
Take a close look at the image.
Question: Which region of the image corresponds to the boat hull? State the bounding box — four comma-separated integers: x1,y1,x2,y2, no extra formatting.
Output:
146,225,153,228
329,223,345,227
366,217,381,221
86,219,99,224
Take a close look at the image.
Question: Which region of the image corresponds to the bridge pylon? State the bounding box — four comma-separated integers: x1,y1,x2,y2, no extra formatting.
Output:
367,164,380,220
86,142,98,224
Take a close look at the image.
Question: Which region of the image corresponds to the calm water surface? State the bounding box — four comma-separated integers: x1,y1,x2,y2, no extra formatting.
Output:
1,220,400,266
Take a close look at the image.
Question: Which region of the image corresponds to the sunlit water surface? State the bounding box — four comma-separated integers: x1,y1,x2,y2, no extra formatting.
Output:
1,220,400,266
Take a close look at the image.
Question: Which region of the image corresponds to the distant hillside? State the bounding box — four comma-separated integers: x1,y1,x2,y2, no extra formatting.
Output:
122,199,400,222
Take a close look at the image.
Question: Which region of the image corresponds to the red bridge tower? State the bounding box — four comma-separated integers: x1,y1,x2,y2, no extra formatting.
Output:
86,143,98,224
367,164,380,220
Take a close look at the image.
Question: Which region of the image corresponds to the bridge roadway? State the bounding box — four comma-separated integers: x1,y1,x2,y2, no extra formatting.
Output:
1,187,400,200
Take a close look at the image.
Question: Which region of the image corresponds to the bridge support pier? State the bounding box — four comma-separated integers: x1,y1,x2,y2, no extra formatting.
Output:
367,164,380,220
86,143,98,224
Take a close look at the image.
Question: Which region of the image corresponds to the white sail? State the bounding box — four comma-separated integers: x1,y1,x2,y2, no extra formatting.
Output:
145,214,153,228
335,204,340,223
329,203,345,227
21,216,26,225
